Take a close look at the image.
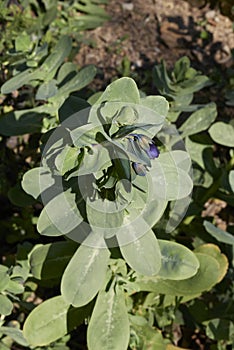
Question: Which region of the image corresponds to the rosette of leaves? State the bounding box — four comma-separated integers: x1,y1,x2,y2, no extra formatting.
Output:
153,56,212,122
0,35,96,135
20,77,222,350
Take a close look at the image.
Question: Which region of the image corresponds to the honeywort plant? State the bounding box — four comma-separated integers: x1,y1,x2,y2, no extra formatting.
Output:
18,77,228,349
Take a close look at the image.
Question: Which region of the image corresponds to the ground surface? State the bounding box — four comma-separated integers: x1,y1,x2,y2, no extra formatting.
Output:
75,0,234,90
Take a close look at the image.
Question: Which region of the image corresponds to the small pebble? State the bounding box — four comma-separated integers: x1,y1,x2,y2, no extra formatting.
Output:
122,3,134,11
205,10,216,19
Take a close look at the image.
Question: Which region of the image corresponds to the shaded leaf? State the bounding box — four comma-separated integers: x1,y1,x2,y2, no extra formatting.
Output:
30,241,78,280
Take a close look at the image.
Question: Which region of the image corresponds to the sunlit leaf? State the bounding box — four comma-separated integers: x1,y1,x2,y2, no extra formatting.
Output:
209,121,234,147
118,229,161,276
61,239,110,307
23,295,91,346
158,240,199,280
87,287,129,350
203,221,234,246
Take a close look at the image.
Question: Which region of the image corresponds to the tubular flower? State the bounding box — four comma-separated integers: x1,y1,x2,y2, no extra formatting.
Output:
126,134,160,176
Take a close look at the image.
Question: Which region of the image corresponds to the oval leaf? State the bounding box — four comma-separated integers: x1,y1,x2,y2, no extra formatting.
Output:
209,121,234,147
23,296,68,346
23,295,92,347
22,167,55,200
96,77,140,104
87,288,129,350
203,220,234,246
118,229,161,276
61,241,110,307
137,253,221,296
194,243,228,283
0,295,13,316
158,240,199,280
37,190,83,236
179,103,217,137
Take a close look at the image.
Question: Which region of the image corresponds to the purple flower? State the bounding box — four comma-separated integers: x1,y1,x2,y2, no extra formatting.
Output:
147,142,159,159
132,162,147,176
127,134,160,176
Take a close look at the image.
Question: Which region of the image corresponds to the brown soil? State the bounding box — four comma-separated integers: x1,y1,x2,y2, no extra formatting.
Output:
75,0,234,90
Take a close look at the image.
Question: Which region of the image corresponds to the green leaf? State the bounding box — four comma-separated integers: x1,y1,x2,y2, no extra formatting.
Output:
151,152,193,200
61,239,110,307
40,36,72,78
0,265,10,292
86,198,125,239
42,5,57,26
55,145,79,175
0,109,45,136
57,62,77,84
49,65,96,104
229,170,234,193
70,13,109,31
130,315,166,350
30,242,78,280
22,167,55,200
15,32,32,52
137,253,221,296
205,318,234,341
75,0,109,17
1,69,38,94
209,121,234,147
118,229,161,276
36,79,58,100
6,279,24,294
140,95,169,117
194,243,228,283
8,183,36,207
0,295,13,316
158,240,199,280
96,77,140,104
37,190,83,236
59,95,90,123
203,220,234,246
87,288,130,350
0,327,28,347
179,103,217,138
23,295,92,346
74,144,111,175
185,136,213,169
